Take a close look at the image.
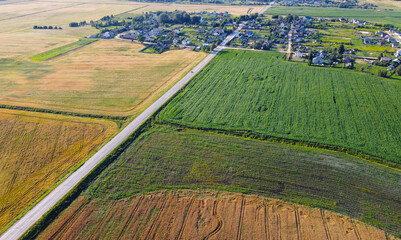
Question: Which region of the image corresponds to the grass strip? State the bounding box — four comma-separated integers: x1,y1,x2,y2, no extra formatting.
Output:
30,38,98,61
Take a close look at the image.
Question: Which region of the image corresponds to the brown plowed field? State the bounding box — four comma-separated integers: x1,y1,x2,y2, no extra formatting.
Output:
38,190,399,240
0,109,117,231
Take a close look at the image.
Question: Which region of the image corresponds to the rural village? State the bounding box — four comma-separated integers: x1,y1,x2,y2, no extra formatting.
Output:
80,9,401,77
2,0,401,239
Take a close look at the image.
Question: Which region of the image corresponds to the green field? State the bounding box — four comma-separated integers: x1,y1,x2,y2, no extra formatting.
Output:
159,50,401,165
30,38,98,61
86,125,401,235
265,6,401,27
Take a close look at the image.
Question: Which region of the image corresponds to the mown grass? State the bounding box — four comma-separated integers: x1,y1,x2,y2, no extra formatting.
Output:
265,6,401,27
30,38,98,61
159,50,401,166
86,125,401,235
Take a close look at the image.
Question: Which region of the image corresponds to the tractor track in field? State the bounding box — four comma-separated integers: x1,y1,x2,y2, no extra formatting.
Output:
6,123,40,194
294,207,302,240
116,196,144,240
47,199,89,240
48,125,63,164
321,210,332,240
0,3,85,22
276,213,281,240
264,202,270,240
177,197,195,240
89,201,118,240
236,197,246,240
143,195,168,240
352,221,362,240
203,201,223,240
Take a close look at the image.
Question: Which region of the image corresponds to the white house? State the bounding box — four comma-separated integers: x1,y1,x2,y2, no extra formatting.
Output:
294,50,303,58
395,49,401,57
182,39,190,45
312,56,324,65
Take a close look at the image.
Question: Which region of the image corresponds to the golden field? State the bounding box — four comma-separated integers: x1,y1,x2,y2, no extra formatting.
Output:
37,190,400,240
0,40,207,116
0,109,118,231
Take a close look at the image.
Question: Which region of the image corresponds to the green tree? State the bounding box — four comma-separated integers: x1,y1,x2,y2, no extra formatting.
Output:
339,44,345,54
377,69,387,78
395,65,401,76
158,13,170,24
137,34,145,43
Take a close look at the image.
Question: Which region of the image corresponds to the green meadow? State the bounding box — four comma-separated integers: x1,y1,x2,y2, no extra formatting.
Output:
159,50,401,166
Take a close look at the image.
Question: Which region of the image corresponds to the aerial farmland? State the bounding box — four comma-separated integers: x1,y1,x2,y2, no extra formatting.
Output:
0,0,400,239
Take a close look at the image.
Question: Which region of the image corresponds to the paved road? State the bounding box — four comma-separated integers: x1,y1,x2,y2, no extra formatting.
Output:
287,23,294,54
0,23,245,240
222,46,286,53
259,2,274,14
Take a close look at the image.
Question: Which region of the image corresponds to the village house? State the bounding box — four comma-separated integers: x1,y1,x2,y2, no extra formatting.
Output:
312,55,324,65
380,57,392,63
294,50,304,58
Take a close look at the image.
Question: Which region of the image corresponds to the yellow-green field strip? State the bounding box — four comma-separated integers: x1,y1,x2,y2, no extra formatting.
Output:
30,38,98,61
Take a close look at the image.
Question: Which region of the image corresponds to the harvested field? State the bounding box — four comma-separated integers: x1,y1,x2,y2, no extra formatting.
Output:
0,41,207,116
159,50,401,166
37,190,399,240
0,109,117,231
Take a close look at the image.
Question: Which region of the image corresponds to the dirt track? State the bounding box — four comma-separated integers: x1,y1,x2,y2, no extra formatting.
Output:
38,190,398,240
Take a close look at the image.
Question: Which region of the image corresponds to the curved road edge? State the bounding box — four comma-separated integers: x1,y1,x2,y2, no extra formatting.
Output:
0,23,245,240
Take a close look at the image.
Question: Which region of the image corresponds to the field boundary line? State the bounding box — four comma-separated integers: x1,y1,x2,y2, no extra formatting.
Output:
155,122,401,170
32,39,99,62
0,104,127,121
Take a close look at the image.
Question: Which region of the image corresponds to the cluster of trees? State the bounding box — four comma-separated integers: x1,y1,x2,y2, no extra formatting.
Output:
271,14,299,23
236,13,259,22
69,21,87,27
157,11,201,25
33,25,62,30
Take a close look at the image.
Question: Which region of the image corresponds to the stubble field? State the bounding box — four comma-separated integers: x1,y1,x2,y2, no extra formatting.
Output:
0,109,117,232
159,50,401,166
0,41,207,116
38,190,399,240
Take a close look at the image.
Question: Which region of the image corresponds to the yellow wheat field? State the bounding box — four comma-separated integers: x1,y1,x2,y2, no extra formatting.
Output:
0,109,118,231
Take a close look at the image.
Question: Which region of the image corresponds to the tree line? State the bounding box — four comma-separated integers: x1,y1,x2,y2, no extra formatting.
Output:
33,25,62,30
